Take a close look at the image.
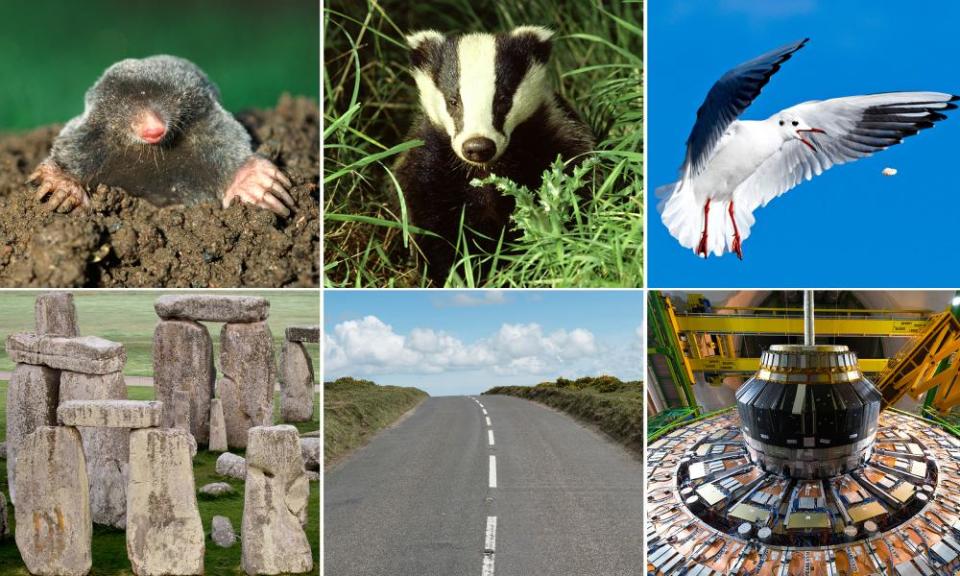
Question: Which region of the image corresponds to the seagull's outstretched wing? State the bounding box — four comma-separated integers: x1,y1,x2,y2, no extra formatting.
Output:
736,92,958,214
684,38,809,177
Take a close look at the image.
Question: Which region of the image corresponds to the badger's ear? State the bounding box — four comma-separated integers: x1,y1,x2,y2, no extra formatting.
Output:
406,30,445,69
509,26,553,63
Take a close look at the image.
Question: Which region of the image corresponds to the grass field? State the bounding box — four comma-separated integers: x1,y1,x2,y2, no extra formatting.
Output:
324,0,643,287
0,0,319,131
485,376,642,453
324,377,428,465
0,291,319,378
0,381,320,575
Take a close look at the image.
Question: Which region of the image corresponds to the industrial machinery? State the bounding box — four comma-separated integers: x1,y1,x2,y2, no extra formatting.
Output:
647,291,960,575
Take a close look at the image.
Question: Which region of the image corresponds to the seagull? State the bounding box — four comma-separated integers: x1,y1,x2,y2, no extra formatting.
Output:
657,38,958,259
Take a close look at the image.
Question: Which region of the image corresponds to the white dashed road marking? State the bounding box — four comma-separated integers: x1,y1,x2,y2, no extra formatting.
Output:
485,416,492,426
481,516,497,576
488,430,495,446
489,455,497,488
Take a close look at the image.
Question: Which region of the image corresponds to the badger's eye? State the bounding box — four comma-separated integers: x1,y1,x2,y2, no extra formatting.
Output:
779,120,785,126
792,120,799,127
447,96,460,108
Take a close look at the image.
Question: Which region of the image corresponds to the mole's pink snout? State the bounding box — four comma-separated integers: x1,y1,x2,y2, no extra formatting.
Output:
132,109,167,144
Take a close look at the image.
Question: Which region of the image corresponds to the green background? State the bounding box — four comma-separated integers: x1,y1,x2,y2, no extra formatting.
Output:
0,0,319,131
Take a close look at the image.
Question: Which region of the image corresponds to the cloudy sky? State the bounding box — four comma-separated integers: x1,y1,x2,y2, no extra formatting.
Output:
324,290,643,396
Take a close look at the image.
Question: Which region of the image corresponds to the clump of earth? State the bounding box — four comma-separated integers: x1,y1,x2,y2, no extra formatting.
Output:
0,95,318,287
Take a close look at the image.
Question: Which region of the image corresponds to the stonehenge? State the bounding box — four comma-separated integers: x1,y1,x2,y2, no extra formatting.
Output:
2,292,317,574
153,295,276,449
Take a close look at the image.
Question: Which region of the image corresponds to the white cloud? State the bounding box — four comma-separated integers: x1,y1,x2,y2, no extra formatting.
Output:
323,316,629,379
437,291,508,307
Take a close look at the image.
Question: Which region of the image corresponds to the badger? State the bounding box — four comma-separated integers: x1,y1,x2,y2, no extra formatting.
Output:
395,26,594,283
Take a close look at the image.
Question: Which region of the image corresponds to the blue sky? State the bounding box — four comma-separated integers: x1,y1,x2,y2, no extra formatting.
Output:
324,290,643,396
648,0,960,287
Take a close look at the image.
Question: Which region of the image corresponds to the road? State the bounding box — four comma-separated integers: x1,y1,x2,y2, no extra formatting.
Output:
324,395,644,576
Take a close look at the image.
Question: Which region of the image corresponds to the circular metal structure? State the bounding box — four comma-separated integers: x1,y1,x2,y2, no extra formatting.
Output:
646,409,960,575
736,345,882,479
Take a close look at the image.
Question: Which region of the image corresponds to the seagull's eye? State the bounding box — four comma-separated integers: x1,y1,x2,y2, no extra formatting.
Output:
792,120,799,127
779,120,785,126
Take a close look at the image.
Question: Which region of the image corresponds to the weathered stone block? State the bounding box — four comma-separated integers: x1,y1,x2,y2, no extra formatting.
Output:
199,482,234,497
127,428,204,576
35,292,79,336
211,516,237,548
5,363,59,505
7,333,125,374
281,340,315,422
153,319,214,444
155,295,269,323
219,322,275,448
60,370,129,528
285,325,319,343
300,437,320,471
15,426,91,576
216,452,246,480
242,425,312,575
57,400,162,428
209,398,228,452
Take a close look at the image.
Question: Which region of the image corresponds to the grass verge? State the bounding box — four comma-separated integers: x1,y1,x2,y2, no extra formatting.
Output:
324,377,428,465
485,375,642,453
324,0,643,287
0,382,320,575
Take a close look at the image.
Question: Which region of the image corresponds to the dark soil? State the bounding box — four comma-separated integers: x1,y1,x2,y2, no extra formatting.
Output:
0,95,319,287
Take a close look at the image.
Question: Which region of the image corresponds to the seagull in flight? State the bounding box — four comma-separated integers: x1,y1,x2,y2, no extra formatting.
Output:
656,38,958,259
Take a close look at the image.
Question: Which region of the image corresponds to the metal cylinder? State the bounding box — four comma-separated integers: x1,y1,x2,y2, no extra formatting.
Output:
735,345,882,479
803,290,815,346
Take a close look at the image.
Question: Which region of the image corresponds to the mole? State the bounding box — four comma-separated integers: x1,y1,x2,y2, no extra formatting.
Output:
28,55,294,216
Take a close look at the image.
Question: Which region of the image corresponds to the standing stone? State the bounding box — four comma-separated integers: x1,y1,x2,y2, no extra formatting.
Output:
0,491,7,539
127,428,204,576
209,398,228,452
5,363,59,505
61,370,129,528
153,320,214,444
35,292,79,336
173,388,191,431
242,425,312,575
280,339,315,422
219,321,275,448
211,516,237,548
15,426,92,576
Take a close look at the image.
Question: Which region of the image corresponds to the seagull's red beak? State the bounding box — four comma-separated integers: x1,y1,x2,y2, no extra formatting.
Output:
796,127,826,151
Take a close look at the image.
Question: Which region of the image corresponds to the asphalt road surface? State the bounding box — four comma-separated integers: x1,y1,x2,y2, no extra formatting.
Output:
324,395,644,576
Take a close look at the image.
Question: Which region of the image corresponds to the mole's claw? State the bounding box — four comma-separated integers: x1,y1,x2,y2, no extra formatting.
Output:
35,182,54,201
28,161,89,214
269,181,295,208
223,156,295,218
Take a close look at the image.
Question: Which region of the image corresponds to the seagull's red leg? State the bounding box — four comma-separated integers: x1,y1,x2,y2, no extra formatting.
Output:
696,199,710,258
729,201,743,260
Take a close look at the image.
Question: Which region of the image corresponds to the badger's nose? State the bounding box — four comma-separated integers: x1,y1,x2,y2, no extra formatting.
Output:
462,137,496,163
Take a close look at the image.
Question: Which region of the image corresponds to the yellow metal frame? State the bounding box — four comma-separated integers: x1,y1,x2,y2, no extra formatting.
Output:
674,315,929,337
689,357,890,374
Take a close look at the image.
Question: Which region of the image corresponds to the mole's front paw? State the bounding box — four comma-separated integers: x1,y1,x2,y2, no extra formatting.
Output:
27,161,90,213
222,156,294,217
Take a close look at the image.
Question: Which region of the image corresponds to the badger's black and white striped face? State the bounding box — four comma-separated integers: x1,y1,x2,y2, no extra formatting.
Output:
406,26,553,165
